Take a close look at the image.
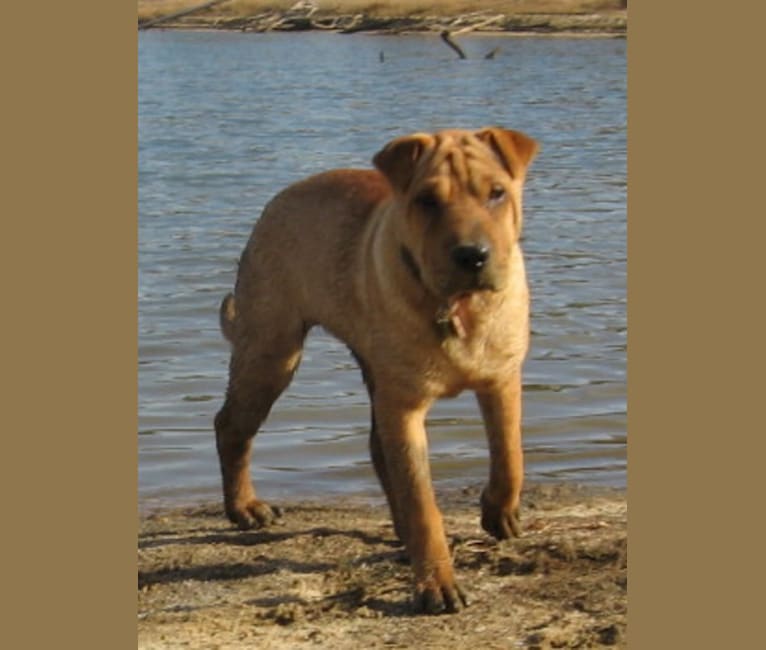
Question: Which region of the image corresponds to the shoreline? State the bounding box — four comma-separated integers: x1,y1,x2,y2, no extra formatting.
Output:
139,482,627,648
140,27,625,39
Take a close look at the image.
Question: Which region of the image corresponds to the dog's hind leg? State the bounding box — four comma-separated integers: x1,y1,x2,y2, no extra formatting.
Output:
214,320,307,530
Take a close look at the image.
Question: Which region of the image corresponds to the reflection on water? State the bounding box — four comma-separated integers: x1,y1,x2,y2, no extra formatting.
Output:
139,31,626,507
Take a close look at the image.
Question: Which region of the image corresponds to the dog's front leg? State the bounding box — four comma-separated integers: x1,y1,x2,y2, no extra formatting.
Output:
374,392,467,614
476,373,525,539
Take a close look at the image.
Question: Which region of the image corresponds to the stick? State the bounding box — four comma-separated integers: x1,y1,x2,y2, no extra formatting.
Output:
440,31,467,60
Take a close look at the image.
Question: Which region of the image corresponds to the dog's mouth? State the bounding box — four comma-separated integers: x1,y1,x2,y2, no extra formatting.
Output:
452,273,499,293
435,292,478,340
400,245,503,339
437,283,503,339
441,267,504,302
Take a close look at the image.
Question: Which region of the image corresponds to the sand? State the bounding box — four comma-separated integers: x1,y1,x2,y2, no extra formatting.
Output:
139,482,627,648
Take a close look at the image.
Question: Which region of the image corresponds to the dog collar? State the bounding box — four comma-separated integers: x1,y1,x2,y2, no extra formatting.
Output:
436,303,468,339
400,245,469,340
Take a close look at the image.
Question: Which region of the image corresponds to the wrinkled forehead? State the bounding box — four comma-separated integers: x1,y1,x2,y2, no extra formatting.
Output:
411,131,506,198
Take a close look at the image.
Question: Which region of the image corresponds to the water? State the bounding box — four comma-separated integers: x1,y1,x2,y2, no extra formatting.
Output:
138,31,626,509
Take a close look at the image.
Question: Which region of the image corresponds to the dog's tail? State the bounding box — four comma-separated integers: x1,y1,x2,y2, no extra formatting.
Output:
219,292,237,343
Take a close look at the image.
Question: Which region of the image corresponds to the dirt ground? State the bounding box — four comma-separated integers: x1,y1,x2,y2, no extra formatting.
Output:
138,483,627,648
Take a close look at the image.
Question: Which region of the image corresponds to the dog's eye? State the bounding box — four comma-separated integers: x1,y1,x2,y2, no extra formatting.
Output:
487,185,506,205
415,191,441,213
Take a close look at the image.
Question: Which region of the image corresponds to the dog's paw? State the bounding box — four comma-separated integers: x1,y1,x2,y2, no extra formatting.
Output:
480,488,522,540
414,576,469,615
226,499,283,531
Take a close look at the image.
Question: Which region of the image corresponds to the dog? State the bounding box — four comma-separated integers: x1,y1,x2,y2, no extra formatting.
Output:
214,127,538,614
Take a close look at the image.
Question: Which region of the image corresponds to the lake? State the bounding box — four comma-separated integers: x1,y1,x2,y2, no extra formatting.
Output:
138,30,626,509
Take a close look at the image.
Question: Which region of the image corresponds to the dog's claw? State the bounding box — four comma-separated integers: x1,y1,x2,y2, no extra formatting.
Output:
480,489,522,540
415,582,469,615
227,499,281,530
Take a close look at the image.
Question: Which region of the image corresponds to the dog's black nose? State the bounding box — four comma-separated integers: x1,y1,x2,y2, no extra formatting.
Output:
451,244,490,272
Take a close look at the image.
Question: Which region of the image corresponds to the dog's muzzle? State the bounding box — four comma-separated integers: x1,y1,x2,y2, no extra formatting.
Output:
448,241,501,292
450,244,490,272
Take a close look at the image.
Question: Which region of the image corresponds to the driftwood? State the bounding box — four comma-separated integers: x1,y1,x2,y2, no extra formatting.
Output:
340,16,424,34
439,31,467,60
139,0,320,32
138,0,233,30
451,13,506,35
437,12,510,60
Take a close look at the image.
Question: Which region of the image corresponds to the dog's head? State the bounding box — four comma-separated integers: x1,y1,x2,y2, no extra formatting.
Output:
373,127,538,302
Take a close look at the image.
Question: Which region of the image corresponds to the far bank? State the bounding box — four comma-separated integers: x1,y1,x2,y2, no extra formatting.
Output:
138,0,627,37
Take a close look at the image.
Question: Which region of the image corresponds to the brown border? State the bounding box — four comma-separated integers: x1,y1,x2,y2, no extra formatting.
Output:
629,1,761,647
10,0,756,646
5,2,137,648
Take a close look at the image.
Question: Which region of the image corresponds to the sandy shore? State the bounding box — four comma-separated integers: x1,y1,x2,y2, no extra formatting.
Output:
138,482,627,648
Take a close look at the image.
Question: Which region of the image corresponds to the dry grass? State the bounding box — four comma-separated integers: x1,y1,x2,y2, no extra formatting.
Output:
138,0,627,22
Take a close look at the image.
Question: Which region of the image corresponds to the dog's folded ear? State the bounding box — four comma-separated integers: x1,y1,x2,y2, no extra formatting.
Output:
373,133,434,194
476,127,539,180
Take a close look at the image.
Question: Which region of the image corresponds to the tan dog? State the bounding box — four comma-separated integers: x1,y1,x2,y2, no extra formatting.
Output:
215,127,538,614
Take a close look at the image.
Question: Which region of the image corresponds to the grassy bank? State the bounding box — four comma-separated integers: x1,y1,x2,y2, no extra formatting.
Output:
137,0,627,35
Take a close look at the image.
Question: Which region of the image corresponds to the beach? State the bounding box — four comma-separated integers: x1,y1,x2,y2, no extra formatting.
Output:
139,483,627,648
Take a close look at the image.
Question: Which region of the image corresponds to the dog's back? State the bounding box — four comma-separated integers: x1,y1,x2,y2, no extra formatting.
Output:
224,169,391,347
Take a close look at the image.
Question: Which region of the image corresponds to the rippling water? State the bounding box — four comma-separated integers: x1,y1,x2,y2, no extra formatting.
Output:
138,31,626,508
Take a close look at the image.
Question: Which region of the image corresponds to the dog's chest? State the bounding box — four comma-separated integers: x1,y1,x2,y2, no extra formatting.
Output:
415,320,526,397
